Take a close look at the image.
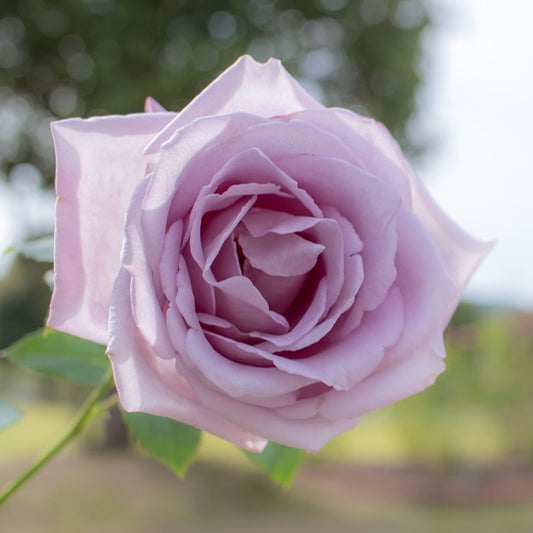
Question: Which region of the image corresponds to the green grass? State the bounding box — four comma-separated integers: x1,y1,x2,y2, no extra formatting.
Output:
0,399,511,467
0,402,76,458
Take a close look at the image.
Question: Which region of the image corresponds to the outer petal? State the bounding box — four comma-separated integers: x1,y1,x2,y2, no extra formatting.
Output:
182,366,360,452
324,108,493,303
319,344,446,421
145,55,324,154
108,268,266,452
48,113,174,344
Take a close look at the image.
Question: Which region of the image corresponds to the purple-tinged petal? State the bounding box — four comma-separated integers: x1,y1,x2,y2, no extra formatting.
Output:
144,97,167,113
319,343,445,421
122,179,176,360
242,208,321,237
386,207,457,358
238,231,324,277
144,56,324,155
214,276,289,334
108,268,266,452
210,238,241,281
182,328,312,399
242,262,308,314
159,220,183,302
276,154,401,319
48,113,174,344
140,114,264,275
183,367,360,452
266,288,404,390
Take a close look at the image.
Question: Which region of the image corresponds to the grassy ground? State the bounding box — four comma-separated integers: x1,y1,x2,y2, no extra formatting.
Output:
1,402,533,532
2,452,533,533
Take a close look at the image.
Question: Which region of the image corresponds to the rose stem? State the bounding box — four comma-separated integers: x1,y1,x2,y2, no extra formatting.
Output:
0,371,115,506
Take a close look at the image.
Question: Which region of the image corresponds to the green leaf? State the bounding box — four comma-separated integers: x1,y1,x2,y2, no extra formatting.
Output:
123,412,201,477
4,328,109,385
243,441,304,487
0,399,22,431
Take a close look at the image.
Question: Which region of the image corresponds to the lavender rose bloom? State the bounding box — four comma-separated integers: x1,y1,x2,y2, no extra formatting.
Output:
48,56,490,452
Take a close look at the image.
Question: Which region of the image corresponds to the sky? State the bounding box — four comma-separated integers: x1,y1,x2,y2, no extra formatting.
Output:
416,0,533,309
1,0,532,310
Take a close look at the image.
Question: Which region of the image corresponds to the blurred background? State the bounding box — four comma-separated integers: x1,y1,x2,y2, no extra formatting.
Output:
1,0,532,531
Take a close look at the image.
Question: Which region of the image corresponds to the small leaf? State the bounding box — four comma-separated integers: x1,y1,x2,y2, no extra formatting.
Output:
123,412,201,477
4,328,109,385
243,441,304,487
0,399,22,431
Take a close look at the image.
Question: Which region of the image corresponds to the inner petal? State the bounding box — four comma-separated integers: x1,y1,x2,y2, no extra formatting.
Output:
238,230,325,277
243,260,308,314
214,276,290,334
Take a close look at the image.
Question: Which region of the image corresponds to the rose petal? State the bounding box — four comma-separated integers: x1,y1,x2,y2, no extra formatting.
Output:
321,107,493,299
159,220,183,301
265,287,404,390
238,230,325,277
275,153,401,320
183,368,360,452
122,179,176,360
319,343,445,421
108,268,266,452
386,207,457,358
214,276,290,334
48,112,174,344
144,55,324,155
144,97,167,113
242,262,308,314
241,208,321,237
210,238,241,281
139,113,263,276
183,328,312,399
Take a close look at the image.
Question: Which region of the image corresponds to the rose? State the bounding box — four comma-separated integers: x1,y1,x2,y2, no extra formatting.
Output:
48,56,490,452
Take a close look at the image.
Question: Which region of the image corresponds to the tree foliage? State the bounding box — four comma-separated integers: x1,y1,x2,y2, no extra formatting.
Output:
1,0,431,185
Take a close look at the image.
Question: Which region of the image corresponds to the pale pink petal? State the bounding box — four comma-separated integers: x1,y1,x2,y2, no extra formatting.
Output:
197,313,252,343
238,231,324,277
48,113,174,344
184,146,322,221
122,179,177,360
183,368,360,452
144,97,167,113
252,278,329,349
242,208,320,237
276,153,401,319
210,238,241,281
159,220,183,302
107,268,266,452
411,180,495,305
182,246,215,315
213,276,289,334
144,55,324,155
324,107,493,298
189,194,256,269
387,207,457,358
139,113,264,274
182,328,312,399
265,287,404,390
242,262,308,314
302,108,413,203
204,330,272,367
319,343,445,421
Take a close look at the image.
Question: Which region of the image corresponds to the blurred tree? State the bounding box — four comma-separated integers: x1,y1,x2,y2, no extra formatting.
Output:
1,0,431,186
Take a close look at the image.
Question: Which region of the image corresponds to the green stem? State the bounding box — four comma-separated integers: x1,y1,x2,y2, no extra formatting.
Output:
0,372,115,506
